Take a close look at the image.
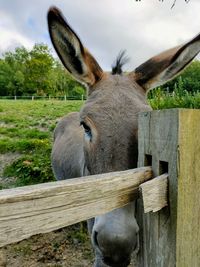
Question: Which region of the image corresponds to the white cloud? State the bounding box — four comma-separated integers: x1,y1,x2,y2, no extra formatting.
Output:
0,29,33,53
0,0,200,70
0,10,33,54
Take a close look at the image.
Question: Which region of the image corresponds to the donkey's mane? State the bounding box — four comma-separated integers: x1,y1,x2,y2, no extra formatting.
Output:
111,50,129,75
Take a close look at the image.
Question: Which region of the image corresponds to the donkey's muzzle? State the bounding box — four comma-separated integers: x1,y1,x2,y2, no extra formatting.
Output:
103,255,131,267
92,230,133,267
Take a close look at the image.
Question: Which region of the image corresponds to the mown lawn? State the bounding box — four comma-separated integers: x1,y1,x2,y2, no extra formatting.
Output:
0,100,83,188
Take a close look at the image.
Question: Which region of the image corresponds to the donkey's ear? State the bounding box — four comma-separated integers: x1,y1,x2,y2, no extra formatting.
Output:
130,33,200,91
47,7,103,86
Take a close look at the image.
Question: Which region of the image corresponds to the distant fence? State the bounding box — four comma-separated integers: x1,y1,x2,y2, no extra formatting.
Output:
0,95,86,101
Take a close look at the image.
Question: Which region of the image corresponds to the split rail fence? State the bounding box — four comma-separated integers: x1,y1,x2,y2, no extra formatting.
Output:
0,109,199,267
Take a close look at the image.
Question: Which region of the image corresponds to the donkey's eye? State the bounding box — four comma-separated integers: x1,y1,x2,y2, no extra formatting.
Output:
81,121,91,132
80,121,92,140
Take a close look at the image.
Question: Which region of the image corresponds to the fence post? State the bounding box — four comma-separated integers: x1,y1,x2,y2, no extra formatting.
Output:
64,95,66,101
137,109,200,267
14,96,17,100
32,96,34,101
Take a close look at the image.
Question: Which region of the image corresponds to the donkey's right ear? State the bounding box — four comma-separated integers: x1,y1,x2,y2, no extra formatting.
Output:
47,7,103,86
130,33,200,92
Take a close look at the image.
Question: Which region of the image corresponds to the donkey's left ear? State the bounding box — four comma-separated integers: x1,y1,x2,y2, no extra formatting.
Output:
47,7,103,86
130,33,200,91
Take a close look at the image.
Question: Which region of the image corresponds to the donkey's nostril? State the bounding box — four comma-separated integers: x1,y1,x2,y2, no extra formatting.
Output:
103,256,131,267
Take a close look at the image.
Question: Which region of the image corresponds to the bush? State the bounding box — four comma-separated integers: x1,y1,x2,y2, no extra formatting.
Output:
148,88,200,109
3,151,55,186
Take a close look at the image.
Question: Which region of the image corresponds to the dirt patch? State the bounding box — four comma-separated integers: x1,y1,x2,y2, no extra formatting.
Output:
0,153,21,177
0,225,93,267
0,225,137,267
0,153,21,188
0,123,15,128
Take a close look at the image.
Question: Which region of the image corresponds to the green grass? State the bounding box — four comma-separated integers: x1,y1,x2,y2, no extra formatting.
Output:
0,127,49,139
0,100,83,188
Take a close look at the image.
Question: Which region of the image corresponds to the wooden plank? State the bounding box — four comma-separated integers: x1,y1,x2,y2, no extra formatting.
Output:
0,167,152,247
139,173,168,213
176,110,200,267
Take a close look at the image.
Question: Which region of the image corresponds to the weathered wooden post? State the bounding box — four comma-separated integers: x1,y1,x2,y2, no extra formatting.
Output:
137,109,200,267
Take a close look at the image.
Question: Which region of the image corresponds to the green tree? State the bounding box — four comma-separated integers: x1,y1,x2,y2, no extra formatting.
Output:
25,44,55,95
1,47,28,96
0,43,85,98
0,60,13,95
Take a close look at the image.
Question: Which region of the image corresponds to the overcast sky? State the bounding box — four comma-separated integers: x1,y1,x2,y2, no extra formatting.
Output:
0,0,200,70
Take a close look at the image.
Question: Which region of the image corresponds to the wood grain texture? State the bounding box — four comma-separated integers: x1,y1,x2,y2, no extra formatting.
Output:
176,110,200,267
137,109,200,267
0,167,152,247
140,173,168,213
137,109,179,267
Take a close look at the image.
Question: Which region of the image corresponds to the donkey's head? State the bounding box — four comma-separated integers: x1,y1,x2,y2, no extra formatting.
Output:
48,7,200,267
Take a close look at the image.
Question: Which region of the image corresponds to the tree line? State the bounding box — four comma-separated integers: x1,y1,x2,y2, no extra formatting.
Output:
0,44,85,97
0,43,200,97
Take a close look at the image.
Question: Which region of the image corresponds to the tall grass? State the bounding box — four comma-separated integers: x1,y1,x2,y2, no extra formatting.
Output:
148,86,200,109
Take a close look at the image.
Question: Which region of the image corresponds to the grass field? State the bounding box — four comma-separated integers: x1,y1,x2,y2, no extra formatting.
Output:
0,100,83,188
0,90,200,189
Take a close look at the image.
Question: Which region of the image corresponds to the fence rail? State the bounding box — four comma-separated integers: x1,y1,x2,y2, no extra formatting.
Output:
0,167,152,248
0,95,86,101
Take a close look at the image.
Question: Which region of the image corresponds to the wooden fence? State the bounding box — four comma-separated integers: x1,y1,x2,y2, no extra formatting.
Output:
0,109,199,267
137,109,200,267
0,95,86,101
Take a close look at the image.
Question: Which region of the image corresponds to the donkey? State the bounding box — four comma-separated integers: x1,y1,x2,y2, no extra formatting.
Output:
48,6,200,267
